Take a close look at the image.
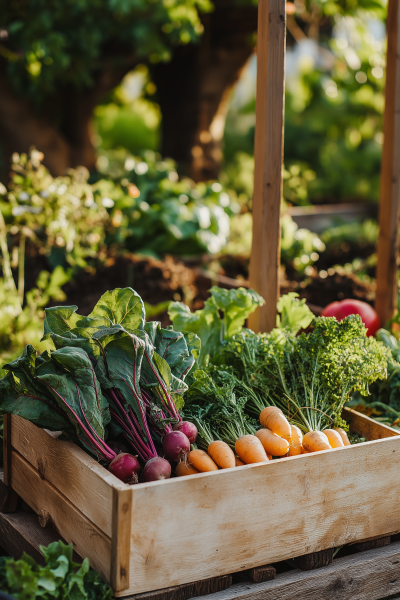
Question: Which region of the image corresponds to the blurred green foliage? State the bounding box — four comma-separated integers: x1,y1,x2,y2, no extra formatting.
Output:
1,0,211,105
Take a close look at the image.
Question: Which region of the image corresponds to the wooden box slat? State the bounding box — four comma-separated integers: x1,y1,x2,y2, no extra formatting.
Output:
11,447,112,584
6,408,400,597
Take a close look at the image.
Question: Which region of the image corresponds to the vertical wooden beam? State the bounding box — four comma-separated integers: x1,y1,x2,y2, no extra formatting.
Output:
248,0,286,333
375,0,400,326
111,486,132,593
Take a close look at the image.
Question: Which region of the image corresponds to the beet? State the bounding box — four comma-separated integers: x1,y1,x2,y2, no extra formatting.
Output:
108,441,129,455
162,430,190,462
173,421,198,444
143,457,172,482
109,453,141,484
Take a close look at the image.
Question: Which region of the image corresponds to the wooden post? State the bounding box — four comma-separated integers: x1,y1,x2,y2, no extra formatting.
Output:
248,0,286,333
375,0,400,326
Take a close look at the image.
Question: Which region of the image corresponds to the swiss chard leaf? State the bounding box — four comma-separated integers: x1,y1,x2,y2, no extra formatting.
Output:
89,288,145,331
144,322,199,381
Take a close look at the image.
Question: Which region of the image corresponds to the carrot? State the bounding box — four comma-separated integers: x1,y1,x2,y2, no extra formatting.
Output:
288,425,303,456
235,457,245,467
302,431,331,452
333,427,351,446
301,446,311,454
235,435,269,464
255,428,289,456
175,461,200,477
259,407,292,441
208,440,236,469
188,449,219,472
324,429,345,449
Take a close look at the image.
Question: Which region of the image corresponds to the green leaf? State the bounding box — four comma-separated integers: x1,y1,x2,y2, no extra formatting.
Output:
209,286,265,337
276,292,314,334
43,305,80,337
144,322,199,380
89,288,145,331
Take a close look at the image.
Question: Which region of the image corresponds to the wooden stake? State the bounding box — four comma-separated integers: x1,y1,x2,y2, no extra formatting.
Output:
375,0,400,325
248,0,286,333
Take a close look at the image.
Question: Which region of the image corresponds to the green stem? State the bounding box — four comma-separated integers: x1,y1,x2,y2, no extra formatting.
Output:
18,234,25,305
0,207,17,295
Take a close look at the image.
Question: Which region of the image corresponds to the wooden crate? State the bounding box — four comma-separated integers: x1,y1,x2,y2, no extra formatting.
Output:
4,408,400,597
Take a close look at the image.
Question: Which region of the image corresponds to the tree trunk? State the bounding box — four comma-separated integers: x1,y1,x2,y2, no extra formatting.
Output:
152,0,258,182
0,59,136,178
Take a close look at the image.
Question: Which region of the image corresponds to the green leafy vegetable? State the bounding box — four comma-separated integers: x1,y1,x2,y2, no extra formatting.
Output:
168,286,264,367
0,540,113,599
276,292,314,334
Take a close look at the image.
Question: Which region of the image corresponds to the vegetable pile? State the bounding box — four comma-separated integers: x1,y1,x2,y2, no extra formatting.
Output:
0,286,392,482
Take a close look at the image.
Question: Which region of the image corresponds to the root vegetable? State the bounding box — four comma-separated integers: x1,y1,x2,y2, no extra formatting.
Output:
173,421,198,444
288,425,303,456
235,457,245,466
255,428,289,456
176,462,200,476
208,440,236,469
324,429,345,448
235,435,269,464
303,431,331,452
333,427,351,446
109,453,141,484
188,449,218,472
143,457,171,481
259,407,292,441
162,431,190,462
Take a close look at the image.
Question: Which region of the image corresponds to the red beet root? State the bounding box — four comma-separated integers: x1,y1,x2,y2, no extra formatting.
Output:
173,421,198,444
162,430,190,462
109,453,141,484
143,457,172,482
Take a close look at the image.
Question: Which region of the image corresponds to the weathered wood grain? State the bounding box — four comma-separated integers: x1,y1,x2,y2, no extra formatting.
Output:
191,541,400,600
0,467,19,513
11,449,112,584
3,415,12,486
243,565,276,583
10,415,128,536
291,548,333,571
120,576,233,600
121,435,400,595
351,535,391,553
375,0,400,325
111,486,133,592
343,407,400,440
248,0,286,333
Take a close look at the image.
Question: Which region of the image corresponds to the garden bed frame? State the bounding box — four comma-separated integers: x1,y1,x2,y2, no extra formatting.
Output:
2,1,400,599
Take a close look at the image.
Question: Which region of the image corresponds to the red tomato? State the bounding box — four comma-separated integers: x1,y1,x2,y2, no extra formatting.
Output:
320,299,380,336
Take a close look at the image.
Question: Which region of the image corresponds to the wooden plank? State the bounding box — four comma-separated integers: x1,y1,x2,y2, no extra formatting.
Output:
375,0,400,325
3,415,12,486
248,0,286,333
121,576,233,600
11,449,112,584
10,414,128,536
291,548,333,571
191,541,400,600
0,467,19,513
350,535,391,553
120,435,400,595
343,407,400,440
111,486,133,593
243,565,276,583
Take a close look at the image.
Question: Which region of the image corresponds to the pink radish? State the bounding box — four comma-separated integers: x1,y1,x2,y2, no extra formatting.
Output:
162,430,190,462
173,421,198,444
143,457,172,482
109,453,141,484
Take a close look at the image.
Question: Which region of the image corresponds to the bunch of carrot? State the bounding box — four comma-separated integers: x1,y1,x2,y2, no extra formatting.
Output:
175,406,351,477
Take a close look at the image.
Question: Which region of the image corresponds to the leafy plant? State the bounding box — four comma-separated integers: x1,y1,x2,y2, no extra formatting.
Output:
0,540,113,599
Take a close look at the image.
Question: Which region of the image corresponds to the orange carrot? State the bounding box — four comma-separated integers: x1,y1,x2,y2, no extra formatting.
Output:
259,406,292,441
175,462,200,477
303,431,331,452
255,428,289,456
288,425,303,456
301,446,311,454
235,457,245,467
208,441,236,469
324,429,345,449
333,427,351,446
235,435,269,464
188,449,218,472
